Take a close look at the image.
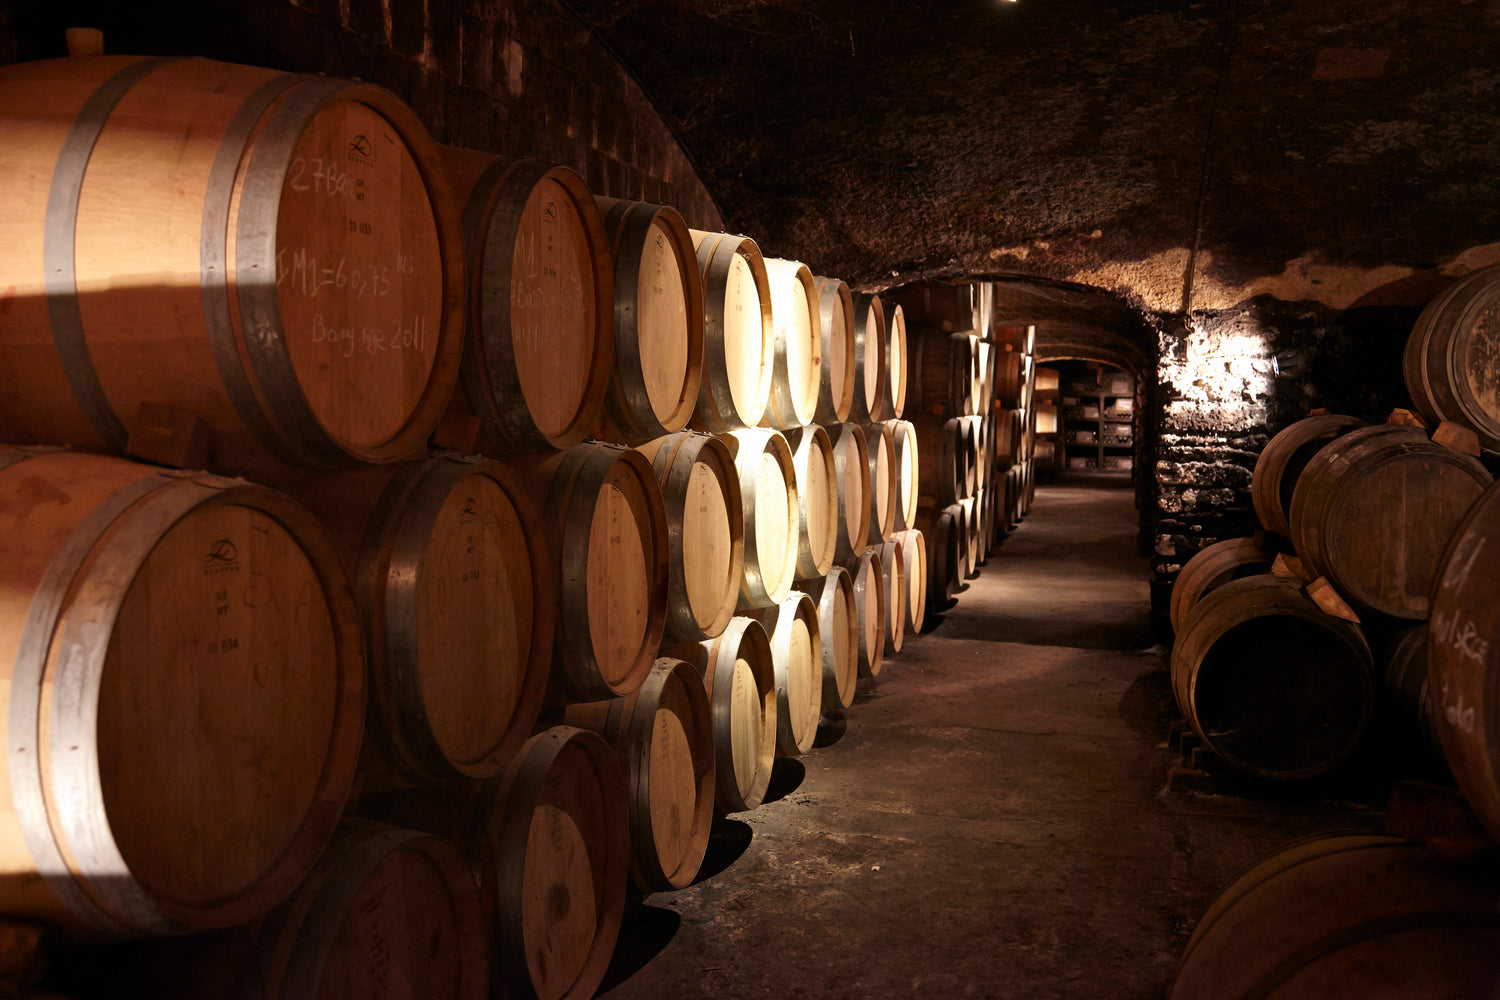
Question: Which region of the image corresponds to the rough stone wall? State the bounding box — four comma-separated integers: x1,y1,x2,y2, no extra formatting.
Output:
1147,296,1431,633
0,0,722,230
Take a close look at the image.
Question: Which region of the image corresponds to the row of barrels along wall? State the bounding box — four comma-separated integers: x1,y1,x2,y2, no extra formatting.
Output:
0,51,1045,1000
1165,267,1500,998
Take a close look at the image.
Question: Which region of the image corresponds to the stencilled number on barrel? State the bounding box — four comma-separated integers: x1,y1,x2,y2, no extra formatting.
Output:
208,637,240,655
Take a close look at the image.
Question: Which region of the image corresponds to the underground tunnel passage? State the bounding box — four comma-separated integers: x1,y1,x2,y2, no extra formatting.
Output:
1,0,1500,996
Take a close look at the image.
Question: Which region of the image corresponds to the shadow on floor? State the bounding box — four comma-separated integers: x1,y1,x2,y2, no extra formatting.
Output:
693,815,754,883
599,896,684,993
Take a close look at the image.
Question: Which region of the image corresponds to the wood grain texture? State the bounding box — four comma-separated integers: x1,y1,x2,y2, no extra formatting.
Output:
1250,413,1366,538
849,293,888,423
724,429,798,609
784,424,838,579
1169,536,1275,635
828,422,870,564
759,259,822,429
845,547,886,679
687,231,774,432
811,276,855,424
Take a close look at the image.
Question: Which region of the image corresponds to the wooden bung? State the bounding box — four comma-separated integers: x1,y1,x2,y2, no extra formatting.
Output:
799,565,860,712
664,617,777,813
723,428,799,609
274,453,554,787
593,198,706,444
760,258,822,428
688,231,774,432
850,293,889,423
829,422,871,564
811,275,856,424
438,148,613,455
0,57,465,478
515,442,669,703
0,447,365,937
1171,575,1373,780
846,547,886,679
563,658,715,892
747,591,823,757
635,431,745,643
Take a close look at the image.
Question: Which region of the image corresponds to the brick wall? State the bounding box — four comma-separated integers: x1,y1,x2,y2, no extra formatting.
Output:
0,0,723,230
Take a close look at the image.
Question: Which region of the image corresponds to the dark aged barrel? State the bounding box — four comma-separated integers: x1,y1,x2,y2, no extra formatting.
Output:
909,330,977,418
850,293,889,423
1429,479,1500,843
479,727,628,1000
1382,624,1439,757
1170,833,1500,1000
283,453,554,786
994,349,1026,410
1404,263,1500,452
801,565,859,712
1289,424,1492,619
0,447,365,937
518,443,669,702
749,591,823,756
635,432,744,643
1250,414,1366,539
0,57,465,476
784,424,839,579
725,428,799,609
760,258,822,428
914,503,961,611
688,231,774,432
847,547,886,679
912,414,969,506
812,275,856,424
1171,575,1373,779
442,147,612,455
562,658,715,891
252,821,488,1000
664,617,777,813
593,198,706,444
1169,535,1275,635
829,422,871,563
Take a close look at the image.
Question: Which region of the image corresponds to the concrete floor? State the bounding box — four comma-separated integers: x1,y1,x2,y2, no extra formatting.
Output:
600,479,1384,1000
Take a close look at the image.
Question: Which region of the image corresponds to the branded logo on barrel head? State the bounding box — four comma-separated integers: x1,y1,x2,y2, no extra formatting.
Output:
460,497,479,518
204,539,242,575
544,201,559,223
348,134,374,158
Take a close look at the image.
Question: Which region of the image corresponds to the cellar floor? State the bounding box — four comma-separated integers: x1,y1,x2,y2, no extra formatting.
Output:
599,478,1384,1000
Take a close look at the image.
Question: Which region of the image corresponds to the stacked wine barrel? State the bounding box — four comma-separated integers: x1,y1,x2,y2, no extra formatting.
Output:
1169,406,1493,782
0,50,1021,1000
900,280,1040,619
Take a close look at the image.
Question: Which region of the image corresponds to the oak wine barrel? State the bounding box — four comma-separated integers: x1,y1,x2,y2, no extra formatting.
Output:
909,330,976,418
897,528,928,636
749,591,823,756
1429,478,1500,843
252,821,488,1000
784,424,839,579
1168,535,1275,635
994,349,1025,410
890,419,920,532
563,658,715,891
725,428,799,609
914,503,962,612
760,258,822,428
1382,624,1439,759
441,148,612,455
635,432,744,643
1250,413,1366,539
829,422,871,563
1170,833,1500,999
912,414,969,506
518,443,669,702
688,231,774,432
0,56,465,476
994,407,1024,470
478,727,628,1000
800,565,859,712
850,293,889,423
1171,575,1373,779
664,617,777,813
1289,424,1491,619
886,304,909,419
0,447,365,936
877,538,907,656
846,547,887,679
1403,263,1500,452
958,495,980,578
864,419,898,544
282,453,554,786
811,275,856,424
593,198,705,443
